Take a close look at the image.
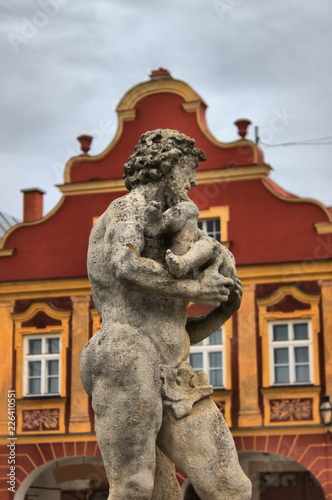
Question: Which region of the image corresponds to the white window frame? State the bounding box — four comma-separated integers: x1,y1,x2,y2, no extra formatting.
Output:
189,328,224,388
269,320,313,386
23,334,61,397
197,218,221,242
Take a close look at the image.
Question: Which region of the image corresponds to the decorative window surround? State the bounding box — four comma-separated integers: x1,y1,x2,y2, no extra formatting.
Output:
198,206,230,247
13,302,70,434
257,286,321,426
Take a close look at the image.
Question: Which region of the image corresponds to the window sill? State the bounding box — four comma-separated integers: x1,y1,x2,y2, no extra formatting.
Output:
261,384,318,390
21,394,62,400
15,397,67,434
260,386,321,426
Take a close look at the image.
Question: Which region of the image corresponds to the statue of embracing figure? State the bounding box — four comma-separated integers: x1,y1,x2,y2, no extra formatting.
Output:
80,129,252,500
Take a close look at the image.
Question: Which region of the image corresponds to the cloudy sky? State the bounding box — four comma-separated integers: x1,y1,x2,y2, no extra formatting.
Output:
2,0,332,219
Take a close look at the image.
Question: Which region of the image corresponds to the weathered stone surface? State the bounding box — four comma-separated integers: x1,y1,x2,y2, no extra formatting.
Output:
80,129,252,500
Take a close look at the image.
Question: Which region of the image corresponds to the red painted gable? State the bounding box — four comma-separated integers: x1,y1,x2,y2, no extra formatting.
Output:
1,70,331,281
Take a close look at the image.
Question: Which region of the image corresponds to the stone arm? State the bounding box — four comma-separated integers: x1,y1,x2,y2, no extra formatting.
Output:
104,219,233,306
186,277,242,345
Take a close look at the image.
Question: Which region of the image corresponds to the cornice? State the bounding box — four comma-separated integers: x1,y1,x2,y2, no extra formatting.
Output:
262,178,332,224
238,260,332,285
58,178,126,196
0,277,91,300
116,77,206,111
1,260,331,300
57,165,271,197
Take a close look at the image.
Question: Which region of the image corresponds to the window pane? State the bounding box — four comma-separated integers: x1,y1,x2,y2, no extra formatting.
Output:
293,323,308,340
295,347,309,363
199,219,221,241
206,220,215,234
295,365,310,382
275,366,289,383
29,361,41,376
273,325,288,341
209,351,222,368
28,339,42,354
190,353,203,371
210,369,223,387
48,360,59,375
209,329,222,345
28,378,41,394
47,338,60,354
274,348,289,364
48,377,59,393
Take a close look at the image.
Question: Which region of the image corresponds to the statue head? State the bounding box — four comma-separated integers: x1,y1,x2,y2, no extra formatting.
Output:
123,129,206,191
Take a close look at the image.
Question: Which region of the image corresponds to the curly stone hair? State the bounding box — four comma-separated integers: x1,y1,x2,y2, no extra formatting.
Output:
123,129,206,190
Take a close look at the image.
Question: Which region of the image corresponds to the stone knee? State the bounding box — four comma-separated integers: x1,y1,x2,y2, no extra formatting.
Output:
107,470,155,500
224,470,252,500
193,470,252,500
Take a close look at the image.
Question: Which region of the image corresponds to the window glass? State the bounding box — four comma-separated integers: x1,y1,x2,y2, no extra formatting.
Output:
29,378,41,394
209,329,222,345
190,353,203,371
295,365,310,382
275,366,290,383
189,328,224,387
29,360,41,376
274,348,289,364
209,351,222,368
273,324,288,341
210,369,223,387
28,338,42,355
48,359,59,375
293,323,308,340
294,346,309,363
198,219,221,241
48,377,59,393
47,338,60,353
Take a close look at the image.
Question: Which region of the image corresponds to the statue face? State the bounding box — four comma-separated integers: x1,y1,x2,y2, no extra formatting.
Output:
170,157,198,199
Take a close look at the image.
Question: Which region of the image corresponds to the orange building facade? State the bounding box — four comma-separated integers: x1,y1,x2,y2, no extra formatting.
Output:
1,69,332,500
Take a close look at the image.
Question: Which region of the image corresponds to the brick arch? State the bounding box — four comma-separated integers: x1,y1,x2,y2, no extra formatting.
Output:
0,440,101,500
235,434,332,498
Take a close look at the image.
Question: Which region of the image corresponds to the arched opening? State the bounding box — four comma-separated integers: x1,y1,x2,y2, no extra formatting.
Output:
15,456,108,500
240,451,325,500
182,451,325,499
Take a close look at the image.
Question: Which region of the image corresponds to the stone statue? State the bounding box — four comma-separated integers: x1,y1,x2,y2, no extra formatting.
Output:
80,129,252,500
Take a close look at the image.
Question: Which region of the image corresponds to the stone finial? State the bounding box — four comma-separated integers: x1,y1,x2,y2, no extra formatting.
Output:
149,68,172,79
77,135,93,155
234,119,252,139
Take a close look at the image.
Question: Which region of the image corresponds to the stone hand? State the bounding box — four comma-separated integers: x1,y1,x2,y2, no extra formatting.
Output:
197,272,234,307
226,276,243,312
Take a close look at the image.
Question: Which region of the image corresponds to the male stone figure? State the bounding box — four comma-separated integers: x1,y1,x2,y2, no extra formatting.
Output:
80,129,252,500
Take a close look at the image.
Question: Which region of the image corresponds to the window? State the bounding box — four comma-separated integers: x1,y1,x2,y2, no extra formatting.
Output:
269,320,313,385
189,329,224,387
198,218,221,241
24,335,61,396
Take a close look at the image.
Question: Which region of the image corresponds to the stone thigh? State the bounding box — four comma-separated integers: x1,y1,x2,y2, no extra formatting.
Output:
89,339,164,500
157,397,252,500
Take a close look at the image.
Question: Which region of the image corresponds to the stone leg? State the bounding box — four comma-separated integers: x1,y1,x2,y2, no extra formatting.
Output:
89,342,164,500
151,447,182,500
157,397,252,500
